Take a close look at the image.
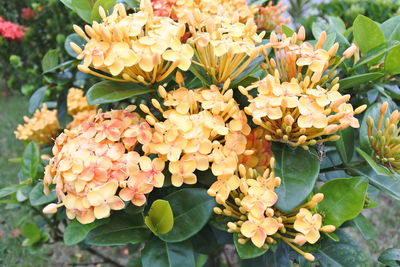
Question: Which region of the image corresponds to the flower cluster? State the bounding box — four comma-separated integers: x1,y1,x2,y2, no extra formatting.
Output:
71,1,193,85
0,17,27,41
42,108,165,224
367,102,400,172
212,161,335,261
151,0,177,18
254,2,290,32
21,8,36,20
15,104,60,144
66,88,98,130
140,79,251,187
240,30,366,148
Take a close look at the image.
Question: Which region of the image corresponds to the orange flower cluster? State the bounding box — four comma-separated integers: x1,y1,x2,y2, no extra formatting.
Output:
240,30,366,148
140,79,251,187
43,108,165,224
254,2,290,32
71,1,193,85
67,88,98,130
15,104,60,144
213,162,335,261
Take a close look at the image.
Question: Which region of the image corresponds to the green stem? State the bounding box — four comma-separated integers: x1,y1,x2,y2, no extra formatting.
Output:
319,161,366,173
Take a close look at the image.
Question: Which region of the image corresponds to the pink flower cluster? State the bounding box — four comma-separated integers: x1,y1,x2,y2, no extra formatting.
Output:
0,17,27,41
21,8,36,20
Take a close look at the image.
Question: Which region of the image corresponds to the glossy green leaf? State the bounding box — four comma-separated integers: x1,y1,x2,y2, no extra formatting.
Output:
91,0,116,22
0,184,28,199
60,0,74,10
159,189,215,242
71,0,93,23
385,45,400,75
328,16,346,34
351,213,377,240
381,16,400,39
28,87,46,114
145,200,174,235
352,41,400,70
315,230,368,266
142,237,195,267
233,233,267,259
64,219,108,245
353,15,385,54
335,128,354,164
86,80,154,105
317,177,368,227
29,182,56,206
271,143,320,212
378,248,400,267
189,64,212,87
21,222,41,246
42,49,59,74
282,25,295,37
339,72,384,90
21,142,40,180
356,148,396,179
65,33,86,57
86,212,149,246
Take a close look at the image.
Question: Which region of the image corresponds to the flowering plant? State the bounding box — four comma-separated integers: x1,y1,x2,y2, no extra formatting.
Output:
2,0,400,266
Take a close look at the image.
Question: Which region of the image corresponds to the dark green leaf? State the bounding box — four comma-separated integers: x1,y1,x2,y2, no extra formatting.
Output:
378,248,400,267
42,49,59,74
92,0,117,22
233,233,267,259
159,189,215,242
352,41,400,69
356,148,396,179
71,0,93,23
65,33,86,58
353,15,385,54
190,225,219,255
189,64,212,87
271,143,320,212
339,73,384,90
317,177,368,227
28,87,47,114
21,222,41,246
29,182,56,206
195,254,208,267
86,212,149,246
86,80,154,105
351,213,377,240
335,128,354,164
21,142,40,180
145,199,174,235
142,237,195,267
57,88,71,128
64,219,108,245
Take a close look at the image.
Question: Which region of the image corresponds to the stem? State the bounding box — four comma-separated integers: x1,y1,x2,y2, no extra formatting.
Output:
319,161,365,173
86,248,123,267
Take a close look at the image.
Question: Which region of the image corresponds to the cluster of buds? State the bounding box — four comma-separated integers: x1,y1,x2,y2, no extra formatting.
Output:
212,161,335,261
15,104,60,144
71,0,193,85
66,88,98,130
186,12,265,84
254,2,290,32
240,29,366,148
42,108,165,224
367,102,400,172
140,77,251,187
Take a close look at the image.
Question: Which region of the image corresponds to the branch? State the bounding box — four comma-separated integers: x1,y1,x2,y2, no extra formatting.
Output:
86,247,123,267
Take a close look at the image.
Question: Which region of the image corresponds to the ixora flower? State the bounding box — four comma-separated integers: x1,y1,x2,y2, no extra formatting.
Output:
254,2,290,32
367,102,400,172
140,78,252,187
70,0,193,85
212,160,335,261
66,88,98,130
240,29,367,148
0,17,28,41
42,108,165,224
15,104,60,144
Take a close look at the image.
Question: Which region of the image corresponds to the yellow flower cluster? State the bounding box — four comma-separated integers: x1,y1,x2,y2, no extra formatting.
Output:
67,88,98,130
43,108,165,224
254,2,290,32
213,161,335,261
15,104,60,144
367,102,400,172
140,79,251,187
71,0,193,85
240,30,366,148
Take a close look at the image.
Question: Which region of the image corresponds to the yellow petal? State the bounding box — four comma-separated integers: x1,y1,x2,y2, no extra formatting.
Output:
94,204,111,219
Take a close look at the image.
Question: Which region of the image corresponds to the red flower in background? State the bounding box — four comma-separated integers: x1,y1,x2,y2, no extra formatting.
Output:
21,8,36,20
0,16,28,42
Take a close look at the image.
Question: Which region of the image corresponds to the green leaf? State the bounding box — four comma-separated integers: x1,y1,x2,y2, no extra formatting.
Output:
282,25,295,37
233,233,267,259
271,143,320,212
60,0,74,10
159,189,215,242
353,15,385,54
42,49,59,74
86,80,154,105
327,16,346,35
91,0,116,22
123,0,140,9
65,33,86,57
86,212,149,246
142,237,195,267
339,72,384,90
378,248,400,267
28,87,47,114
71,0,93,23
315,230,368,266
64,219,108,245
335,128,354,164
189,64,212,87
352,41,400,70
21,222,41,246
145,200,174,235
317,177,368,227
311,21,349,48
381,16,400,39
0,184,28,199
351,213,377,240
195,254,208,267
385,44,400,75
21,142,40,180
29,182,56,206
356,148,396,179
